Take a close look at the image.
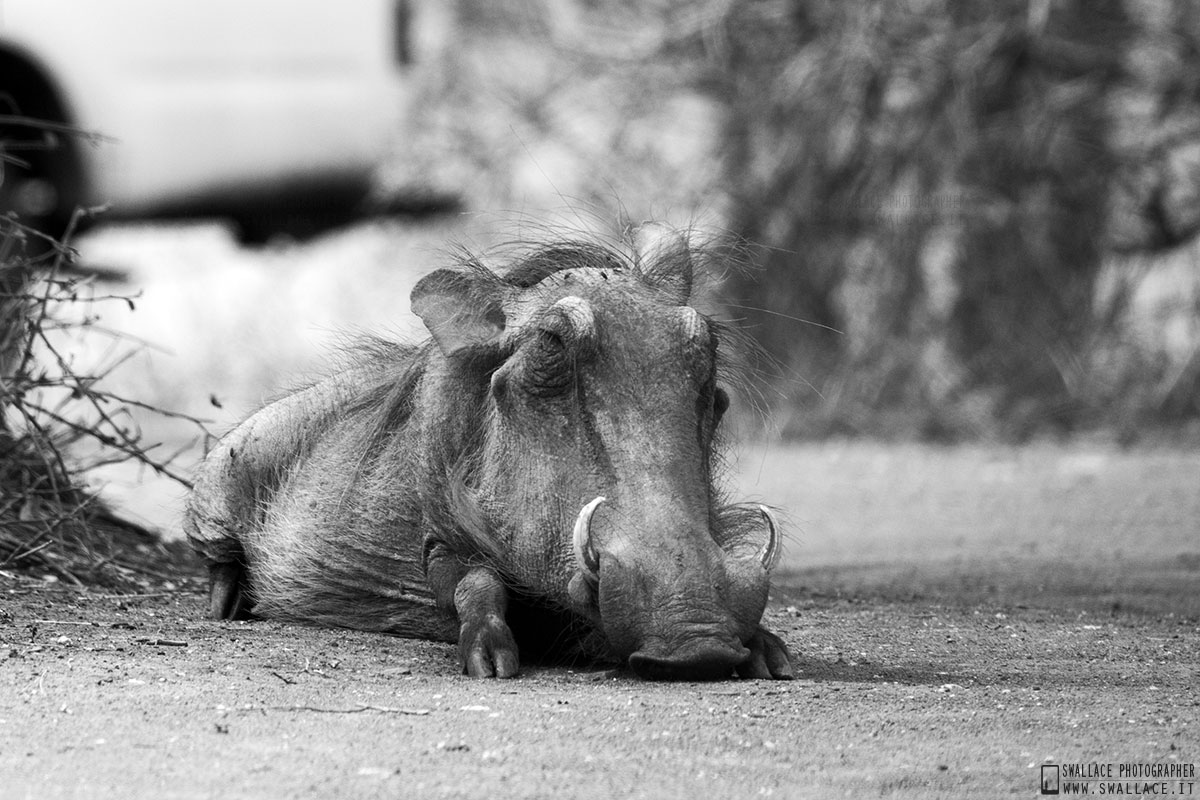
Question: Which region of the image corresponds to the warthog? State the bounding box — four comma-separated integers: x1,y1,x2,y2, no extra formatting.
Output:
185,231,793,681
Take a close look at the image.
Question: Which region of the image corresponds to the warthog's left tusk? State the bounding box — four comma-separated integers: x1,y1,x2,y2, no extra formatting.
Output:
758,505,782,571
573,496,605,584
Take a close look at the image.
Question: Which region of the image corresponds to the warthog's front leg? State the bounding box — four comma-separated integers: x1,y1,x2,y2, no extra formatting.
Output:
735,626,795,680
426,542,519,678
207,561,253,620
452,568,519,678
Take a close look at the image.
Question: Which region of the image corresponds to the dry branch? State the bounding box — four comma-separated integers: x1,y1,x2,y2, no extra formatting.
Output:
1,204,210,589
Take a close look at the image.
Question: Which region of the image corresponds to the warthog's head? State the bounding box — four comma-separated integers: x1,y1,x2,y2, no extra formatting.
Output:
411,232,783,680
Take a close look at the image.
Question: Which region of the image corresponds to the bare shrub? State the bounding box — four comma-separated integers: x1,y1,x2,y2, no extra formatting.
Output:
0,209,209,589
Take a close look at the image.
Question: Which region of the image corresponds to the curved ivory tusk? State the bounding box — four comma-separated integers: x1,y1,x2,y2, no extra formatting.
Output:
757,505,782,571
678,305,706,343
572,496,605,584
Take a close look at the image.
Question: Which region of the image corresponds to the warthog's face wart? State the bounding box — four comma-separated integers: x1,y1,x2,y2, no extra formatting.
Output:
414,242,783,680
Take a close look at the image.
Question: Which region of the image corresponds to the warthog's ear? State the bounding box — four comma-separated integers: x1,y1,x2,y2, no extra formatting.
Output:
634,222,693,304
411,269,509,356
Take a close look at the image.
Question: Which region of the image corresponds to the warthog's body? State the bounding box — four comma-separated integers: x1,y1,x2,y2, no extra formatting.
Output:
185,234,793,680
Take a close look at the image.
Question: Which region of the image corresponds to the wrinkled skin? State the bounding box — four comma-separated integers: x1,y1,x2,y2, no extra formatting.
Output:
185,230,793,681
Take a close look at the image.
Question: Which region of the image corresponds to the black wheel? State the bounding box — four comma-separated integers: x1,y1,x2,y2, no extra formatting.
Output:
0,53,88,255
0,123,68,231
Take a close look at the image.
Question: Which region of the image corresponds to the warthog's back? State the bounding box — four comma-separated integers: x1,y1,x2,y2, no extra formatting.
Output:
184,340,456,640
185,360,381,562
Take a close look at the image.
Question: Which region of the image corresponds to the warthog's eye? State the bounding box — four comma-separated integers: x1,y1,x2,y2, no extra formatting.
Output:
713,386,730,422
710,386,729,431
523,327,574,397
537,328,565,352
699,382,729,436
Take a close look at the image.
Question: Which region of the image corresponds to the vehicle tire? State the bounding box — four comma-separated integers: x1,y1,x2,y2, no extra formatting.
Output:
0,54,88,255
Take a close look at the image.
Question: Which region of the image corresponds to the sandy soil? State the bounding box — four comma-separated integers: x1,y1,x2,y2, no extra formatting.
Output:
3,444,1197,800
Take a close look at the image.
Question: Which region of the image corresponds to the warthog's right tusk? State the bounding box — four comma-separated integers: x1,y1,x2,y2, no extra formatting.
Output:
758,505,782,571
572,496,605,584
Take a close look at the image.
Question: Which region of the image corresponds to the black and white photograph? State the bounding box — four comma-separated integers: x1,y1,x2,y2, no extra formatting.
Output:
1,1,1197,797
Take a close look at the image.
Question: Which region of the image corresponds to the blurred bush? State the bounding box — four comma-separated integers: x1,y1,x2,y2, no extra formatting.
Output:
385,0,728,228
401,0,1200,440
709,0,1200,439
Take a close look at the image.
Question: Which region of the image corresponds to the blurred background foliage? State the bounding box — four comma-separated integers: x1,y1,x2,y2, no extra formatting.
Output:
391,0,1200,441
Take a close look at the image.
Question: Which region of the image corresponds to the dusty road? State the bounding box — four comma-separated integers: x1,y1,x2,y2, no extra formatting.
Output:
3,443,1197,799
2,586,1196,800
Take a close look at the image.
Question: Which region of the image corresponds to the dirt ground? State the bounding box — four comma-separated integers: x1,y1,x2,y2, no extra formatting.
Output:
2,443,1197,799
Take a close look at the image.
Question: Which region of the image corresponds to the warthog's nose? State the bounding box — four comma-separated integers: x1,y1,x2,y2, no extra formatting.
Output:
628,639,751,681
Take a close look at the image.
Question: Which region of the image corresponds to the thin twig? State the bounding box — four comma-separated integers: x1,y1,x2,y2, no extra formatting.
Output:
21,400,195,486
101,558,183,583
265,704,432,716
88,591,184,600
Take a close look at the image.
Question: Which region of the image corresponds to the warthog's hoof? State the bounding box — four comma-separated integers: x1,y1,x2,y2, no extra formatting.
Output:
735,627,795,680
459,613,519,678
208,562,252,620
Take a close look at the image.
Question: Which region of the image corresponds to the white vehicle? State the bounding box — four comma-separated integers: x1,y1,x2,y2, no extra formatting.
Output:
0,0,412,241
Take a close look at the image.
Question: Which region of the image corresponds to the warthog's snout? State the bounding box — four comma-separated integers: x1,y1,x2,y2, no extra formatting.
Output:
571,497,778,680
628,637,752,681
